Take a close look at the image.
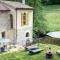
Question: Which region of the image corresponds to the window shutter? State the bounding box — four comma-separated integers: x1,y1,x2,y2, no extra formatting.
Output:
21,13,23,26
26,13,29,25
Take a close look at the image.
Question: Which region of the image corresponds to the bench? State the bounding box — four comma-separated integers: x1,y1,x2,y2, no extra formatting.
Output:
29,48,43,54
26,46,38,51
26,46,43,54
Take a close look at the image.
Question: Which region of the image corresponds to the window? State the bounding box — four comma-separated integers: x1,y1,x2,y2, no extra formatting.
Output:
26,32,29,37
23,13,26,25
2,32,5,38
10,14,13,28
21,12,29,26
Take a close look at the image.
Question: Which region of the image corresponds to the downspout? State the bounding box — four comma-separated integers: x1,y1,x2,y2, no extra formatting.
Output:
16,9,17,45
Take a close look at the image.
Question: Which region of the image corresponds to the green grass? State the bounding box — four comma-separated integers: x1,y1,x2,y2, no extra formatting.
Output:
0,44,60,60
42,5,60,32
34,5,60,34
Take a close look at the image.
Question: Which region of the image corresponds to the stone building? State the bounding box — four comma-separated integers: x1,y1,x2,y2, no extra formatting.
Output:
0,0,33,47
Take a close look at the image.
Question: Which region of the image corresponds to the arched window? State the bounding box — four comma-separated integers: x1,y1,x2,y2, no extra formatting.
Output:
23,13,26,25
26,32,29,37
21,12,29,26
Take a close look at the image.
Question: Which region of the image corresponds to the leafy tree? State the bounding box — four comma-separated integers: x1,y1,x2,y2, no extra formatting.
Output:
41,0,60,5
33,0,47,38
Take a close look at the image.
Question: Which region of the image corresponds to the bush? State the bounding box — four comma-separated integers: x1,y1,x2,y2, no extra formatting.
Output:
40,37,60,45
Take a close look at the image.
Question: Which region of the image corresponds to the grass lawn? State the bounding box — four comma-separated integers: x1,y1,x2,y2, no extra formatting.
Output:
0,43,60,60
43,5,60,32
37,5,60,32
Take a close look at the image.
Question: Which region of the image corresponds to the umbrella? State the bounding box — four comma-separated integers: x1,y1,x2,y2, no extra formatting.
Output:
47,31,60,38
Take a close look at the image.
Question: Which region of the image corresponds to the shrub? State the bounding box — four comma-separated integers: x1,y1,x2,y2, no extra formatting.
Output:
40,37,60,45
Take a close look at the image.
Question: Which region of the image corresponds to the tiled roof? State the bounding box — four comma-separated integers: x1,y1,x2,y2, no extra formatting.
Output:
1,1,33,9
0,1,10,11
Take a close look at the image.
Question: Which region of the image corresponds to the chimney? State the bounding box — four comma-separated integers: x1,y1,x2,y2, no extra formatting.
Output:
22,0,25,4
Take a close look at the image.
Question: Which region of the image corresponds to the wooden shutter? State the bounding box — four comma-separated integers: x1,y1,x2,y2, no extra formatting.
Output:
26,13,29,25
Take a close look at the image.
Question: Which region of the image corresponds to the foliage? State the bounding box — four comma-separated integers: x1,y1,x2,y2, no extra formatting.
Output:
41,0,60,5
25,0,35,7
40,37,60,45
6,0,22,2
33,0,47,37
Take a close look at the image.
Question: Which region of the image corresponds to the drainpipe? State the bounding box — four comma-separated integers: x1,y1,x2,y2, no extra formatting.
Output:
16,10,17,45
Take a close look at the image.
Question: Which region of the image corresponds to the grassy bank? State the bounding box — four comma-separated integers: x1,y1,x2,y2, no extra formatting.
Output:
0,44,60,60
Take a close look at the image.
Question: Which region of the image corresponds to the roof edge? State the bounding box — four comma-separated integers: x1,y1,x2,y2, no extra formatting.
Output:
15,8,33,10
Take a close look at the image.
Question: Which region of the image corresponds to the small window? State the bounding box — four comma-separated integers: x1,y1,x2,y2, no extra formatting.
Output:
2,32,5,38
10,14,13,28
26,32,29,37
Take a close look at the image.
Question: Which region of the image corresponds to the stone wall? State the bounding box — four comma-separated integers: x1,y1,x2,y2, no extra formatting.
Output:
0,12,11,32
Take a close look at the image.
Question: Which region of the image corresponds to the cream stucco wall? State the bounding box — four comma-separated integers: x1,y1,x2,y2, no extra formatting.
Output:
0,12,16,44
0,12,11,32
17,10,33,29
3,5,18,44
16,10,33,47
0,12,10,38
